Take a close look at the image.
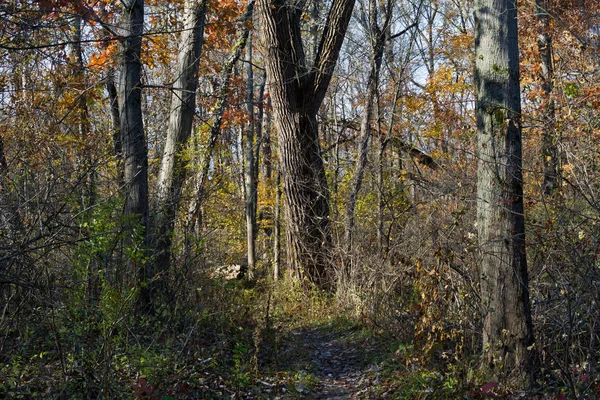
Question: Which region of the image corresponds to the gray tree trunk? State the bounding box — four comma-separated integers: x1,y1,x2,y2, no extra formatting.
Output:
259,0,355,289
185,1,254,241
106,69,123,188
118,0,150,303
273,165,282,281
344,0,389,260
475,0,535,387
262,97,273,181
536,0,559,196
71,15,99,304
154,0,207,275
244,35,258,277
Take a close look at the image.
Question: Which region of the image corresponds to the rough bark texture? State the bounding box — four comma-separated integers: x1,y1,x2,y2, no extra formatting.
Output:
474,0,535,387
118,0,150,295
260,0,355,289
536,0,559,196
154,0,206,274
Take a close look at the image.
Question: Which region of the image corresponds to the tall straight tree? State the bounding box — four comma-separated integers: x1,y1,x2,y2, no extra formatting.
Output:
244,34,257,276
243,36,266,278
119,0,150,294
259,0,355,289
155,0,207,274
185,0,254,241
344,0,392,260
536,0,558,196
475,0,535,387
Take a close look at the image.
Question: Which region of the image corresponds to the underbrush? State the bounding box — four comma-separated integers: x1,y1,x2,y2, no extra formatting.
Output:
0,273,269,398
3,234,600,399
0,266,369,399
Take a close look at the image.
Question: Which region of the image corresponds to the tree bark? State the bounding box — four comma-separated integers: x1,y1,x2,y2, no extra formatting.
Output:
154,0,206,276
118,0,150,302
259,0,355,289
106,69,123,188
475,0,535,387
263,97,273,181
273,164,281,281
536,0,559,196
244,34,258,277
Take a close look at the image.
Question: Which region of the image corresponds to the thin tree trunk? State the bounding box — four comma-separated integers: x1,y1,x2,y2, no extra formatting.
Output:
118,0,150,305
154,0,207,277
259,0,355,289
263,97,273,181
273,164,281,281
344,0,388,259
71,14,99,304
475,0,535,387
71,15,96,210
536,0,559,196
377,134,387,255
244,34,258,278
185,1,254,241
105,68,123,287
106,69,123,188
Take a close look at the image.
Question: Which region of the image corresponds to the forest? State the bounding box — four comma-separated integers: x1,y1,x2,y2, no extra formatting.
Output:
1,0,600,398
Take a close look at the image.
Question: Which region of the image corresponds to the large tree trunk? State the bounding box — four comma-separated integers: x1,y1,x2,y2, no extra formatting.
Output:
118,0,150,302
536,0,559,196
475,0,535,387
260,0,355,289
154,0,206,276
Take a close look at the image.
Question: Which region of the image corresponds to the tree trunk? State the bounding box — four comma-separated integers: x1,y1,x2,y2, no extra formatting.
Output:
263,97,273,181
154,0,206,276
344,0,388,259
536,0,559,196
475,0,535,387
273,164,282,281
118,0,150,303
106,69,123,189
260,0,355,289
185,1,254,240
71,14,99,304
244,34,258,278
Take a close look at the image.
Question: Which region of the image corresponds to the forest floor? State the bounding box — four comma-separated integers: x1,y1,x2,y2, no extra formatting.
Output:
263,324,389,399
1,279,555,399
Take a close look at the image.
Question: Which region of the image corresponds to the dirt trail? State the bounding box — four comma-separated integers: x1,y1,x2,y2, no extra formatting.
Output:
274,327,384,399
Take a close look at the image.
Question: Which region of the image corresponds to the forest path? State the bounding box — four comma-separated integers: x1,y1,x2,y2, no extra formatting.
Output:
269,325,387,399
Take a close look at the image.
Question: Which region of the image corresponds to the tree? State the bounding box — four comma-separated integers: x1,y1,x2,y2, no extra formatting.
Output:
474,0,535,386
118,0,150,301
536,0,558,196
243,35,267,278
343,0,389,270
259,0,356,289
154,0,207,276
185,0,254,241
